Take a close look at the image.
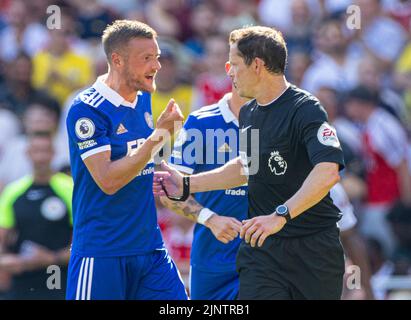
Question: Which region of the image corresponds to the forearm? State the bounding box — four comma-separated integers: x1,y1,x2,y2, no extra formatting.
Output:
160,195,203,223
340,229,374,297
54,247,71,266
190,157,246,193
91,130,167,194
285,162,340,219
21,246,71,272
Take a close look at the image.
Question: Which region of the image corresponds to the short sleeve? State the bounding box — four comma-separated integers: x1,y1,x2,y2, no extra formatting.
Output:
0,176,33,229
169,114,204,174
295,100,345,170
66,102,111,161
0,187,16,229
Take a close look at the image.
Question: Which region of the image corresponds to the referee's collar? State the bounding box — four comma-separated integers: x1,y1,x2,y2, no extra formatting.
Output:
93,75,142,109
218,93,238,127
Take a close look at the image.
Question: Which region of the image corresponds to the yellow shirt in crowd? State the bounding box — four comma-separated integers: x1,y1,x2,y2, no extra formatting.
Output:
151,85,193,124
31,51,94,106
396,43,411,119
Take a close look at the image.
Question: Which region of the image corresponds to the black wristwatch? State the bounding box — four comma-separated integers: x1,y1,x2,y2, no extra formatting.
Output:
274,204,291,222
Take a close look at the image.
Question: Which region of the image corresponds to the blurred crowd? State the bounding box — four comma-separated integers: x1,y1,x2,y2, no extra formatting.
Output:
0,0,410,299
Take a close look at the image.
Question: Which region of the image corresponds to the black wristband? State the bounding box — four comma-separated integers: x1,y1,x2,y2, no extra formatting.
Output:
161,176,190,202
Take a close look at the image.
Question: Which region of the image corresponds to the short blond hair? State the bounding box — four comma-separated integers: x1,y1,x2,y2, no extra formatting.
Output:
102,20,157,63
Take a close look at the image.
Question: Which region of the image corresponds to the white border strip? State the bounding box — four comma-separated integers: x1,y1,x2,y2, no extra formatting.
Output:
75,258,86,300
81,258,90,300
81,145,111,160
87,258,94,300
168,163,194,174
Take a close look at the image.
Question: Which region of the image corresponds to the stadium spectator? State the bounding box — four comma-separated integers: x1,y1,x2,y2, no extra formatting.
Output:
394,37,411,124
0,133,73,299
367,237,395,299
344,85,411,255
0,108,20,168
0,0,49,62
386,202,411,274
333,183,375,300
214,0,257,35
287,50,312,88
193,34,232,109
31,9,94,105
285,0,317,55
151,42,193,124
302,18,360,93
145,0,192,42
349,0,407,71
0,98,69,191
70,0,117,40
184,2,219,60
358,56,406,122
0,51,58,119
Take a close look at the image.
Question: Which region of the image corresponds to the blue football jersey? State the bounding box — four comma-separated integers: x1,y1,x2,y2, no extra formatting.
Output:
169,94,248,272
66,76,164,257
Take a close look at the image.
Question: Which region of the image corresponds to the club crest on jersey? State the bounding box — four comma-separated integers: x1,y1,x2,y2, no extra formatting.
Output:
144,112,154,129
317,122,340,148
268,150,287,175
75,118,95,140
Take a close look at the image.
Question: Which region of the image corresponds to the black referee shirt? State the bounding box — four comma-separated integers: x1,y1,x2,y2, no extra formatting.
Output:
239,84,345,238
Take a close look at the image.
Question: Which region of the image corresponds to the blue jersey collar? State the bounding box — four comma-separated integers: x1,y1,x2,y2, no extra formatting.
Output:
93,75,142,109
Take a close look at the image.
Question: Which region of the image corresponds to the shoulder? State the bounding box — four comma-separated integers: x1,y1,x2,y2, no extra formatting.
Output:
0,175,33,201
67,88,111,124
291,86,327,121
186,102,224,127
73,87,107,110
50,173,74,189
190,102,221,120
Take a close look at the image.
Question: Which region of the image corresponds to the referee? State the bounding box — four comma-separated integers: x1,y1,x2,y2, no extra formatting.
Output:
0,133,72,299
154,26,345,300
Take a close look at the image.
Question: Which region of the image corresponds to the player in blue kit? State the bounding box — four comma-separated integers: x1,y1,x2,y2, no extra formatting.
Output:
160,76,249,299
65,20,187,300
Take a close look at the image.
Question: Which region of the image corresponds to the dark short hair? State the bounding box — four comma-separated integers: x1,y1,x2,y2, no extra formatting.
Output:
346,85,378,106
229,26,287,74
102,20,157,63
26,94,61,121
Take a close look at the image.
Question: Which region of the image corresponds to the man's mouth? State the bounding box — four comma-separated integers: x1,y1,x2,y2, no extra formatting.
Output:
145,74,155,81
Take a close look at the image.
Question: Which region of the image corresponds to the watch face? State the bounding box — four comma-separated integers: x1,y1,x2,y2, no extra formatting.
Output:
276,205,288,216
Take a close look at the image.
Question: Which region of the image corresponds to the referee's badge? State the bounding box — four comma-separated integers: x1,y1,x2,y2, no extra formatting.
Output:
317,122,340,148
41,197,66,221
75,118,95,140
268,151,287,175
144,112,154,129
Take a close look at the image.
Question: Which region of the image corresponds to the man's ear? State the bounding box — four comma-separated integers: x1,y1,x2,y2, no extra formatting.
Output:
254,57,265,74
111,52,123,68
